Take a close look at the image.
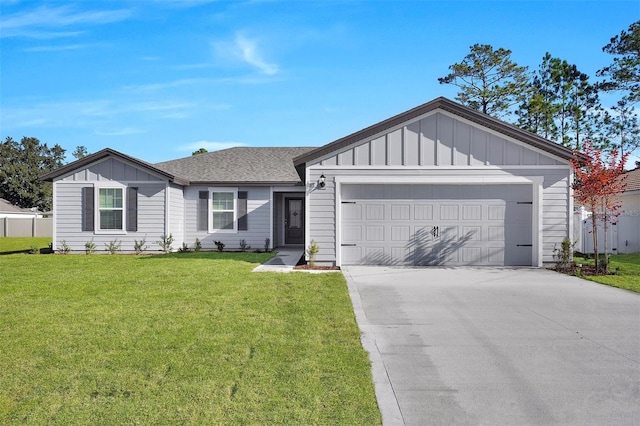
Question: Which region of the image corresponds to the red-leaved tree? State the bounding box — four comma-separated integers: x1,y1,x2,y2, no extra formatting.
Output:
571,139,628,272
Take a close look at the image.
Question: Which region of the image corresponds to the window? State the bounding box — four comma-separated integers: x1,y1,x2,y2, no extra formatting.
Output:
99,188,123,230
81,186,137,233
211,190,236,231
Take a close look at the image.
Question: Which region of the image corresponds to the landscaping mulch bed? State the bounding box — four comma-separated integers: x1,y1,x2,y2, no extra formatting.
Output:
293,264,341,271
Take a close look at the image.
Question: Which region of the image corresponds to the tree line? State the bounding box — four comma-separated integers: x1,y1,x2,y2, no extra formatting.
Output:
438,20,639,159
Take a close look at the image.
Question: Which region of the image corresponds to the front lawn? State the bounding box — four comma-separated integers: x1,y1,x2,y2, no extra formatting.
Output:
574,253,640,293
0,252,381,425
0,237,51,254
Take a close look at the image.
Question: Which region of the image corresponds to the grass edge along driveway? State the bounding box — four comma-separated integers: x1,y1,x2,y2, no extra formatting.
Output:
0,251,381,425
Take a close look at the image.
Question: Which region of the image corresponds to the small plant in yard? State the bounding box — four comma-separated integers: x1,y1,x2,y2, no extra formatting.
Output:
264,238,270,252
306,239,320,268
178,242,190,253
133,238,148,255
194,238,202,252
239,239,251,252
29,244,39,254
85,240,96,255
553,237,576,274
58,240,71,254
104,239,121,254
213,240,225,252
157,234,174,253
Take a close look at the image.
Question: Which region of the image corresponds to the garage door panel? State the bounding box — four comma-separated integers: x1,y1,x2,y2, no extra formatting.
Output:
391,204,410,220
365,226,384,241
391,226,411,241
341,184,533,266
414,204,434,220
365,204,385,220
343,225,362,242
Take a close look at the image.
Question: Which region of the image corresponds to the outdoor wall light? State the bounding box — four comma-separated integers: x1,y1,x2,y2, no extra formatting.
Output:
318,174,326,188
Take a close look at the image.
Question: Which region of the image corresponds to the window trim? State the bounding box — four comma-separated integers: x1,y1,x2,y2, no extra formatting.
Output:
209,187,238,233
94,184,127,234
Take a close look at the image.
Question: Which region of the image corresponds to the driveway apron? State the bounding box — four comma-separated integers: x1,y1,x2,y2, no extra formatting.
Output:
343,266,640,426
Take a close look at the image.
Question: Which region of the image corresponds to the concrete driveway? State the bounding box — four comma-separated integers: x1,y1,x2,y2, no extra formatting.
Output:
343,267,640,426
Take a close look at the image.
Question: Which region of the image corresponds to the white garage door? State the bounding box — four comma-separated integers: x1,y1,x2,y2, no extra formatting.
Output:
341,184,533,266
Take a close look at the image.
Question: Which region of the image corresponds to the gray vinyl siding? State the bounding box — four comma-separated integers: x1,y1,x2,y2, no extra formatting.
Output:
317,112,564,168
51,156,170,252
53,182,167,252
184,186,271,251
168,183,185,247
307,167,571,265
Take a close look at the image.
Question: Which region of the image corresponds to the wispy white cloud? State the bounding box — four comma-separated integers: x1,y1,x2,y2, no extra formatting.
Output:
234,34,279,75
180,140,245,153
212,32,279,75
1,5,132,38
23,43,96,52
124,78,210,94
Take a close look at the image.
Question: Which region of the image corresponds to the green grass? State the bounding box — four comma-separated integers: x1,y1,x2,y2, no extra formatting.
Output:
0,251,381,425
574,253,640,293
0,237,52,254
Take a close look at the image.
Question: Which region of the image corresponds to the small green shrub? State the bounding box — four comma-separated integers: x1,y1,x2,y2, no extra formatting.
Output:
29,244,39,254
194,238,202,252
85,240,96,255
178,242,190,253
133,238,147,255
213,240,225,252
553,237,576,274
58,240,71,254
264,238,270,253
157,234,174,253
306,239,319,268
104,239,121,255
239,239,250,252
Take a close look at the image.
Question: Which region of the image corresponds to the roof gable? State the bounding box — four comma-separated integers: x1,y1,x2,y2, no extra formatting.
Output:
294,97,575,168
41,148,188,185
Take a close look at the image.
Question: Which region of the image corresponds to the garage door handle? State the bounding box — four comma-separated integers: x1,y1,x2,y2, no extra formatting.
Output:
341,244,357,247
517,244,532,247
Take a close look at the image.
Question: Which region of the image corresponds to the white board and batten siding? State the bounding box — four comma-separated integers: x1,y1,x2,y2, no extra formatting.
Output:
183,186,271,251
305,111,572,266
52,157,169,252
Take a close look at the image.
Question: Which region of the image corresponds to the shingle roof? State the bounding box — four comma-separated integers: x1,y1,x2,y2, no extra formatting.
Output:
155,147,316,184
622,167,640,192
0,198,31,213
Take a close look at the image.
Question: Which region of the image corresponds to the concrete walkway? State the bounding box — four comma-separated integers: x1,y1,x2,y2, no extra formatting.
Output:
343,266,640,426
252,247,303,272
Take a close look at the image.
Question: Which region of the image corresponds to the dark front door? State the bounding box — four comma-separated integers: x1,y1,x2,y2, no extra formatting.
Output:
285,197,304,245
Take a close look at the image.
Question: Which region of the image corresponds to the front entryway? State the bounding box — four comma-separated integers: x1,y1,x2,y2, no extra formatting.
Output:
284,197,304,245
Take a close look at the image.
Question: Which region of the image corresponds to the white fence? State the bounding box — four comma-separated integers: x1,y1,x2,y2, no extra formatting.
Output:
0,217,53,238
578,212,640,255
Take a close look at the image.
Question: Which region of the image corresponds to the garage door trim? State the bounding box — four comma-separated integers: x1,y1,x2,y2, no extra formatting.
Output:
335,175,543,267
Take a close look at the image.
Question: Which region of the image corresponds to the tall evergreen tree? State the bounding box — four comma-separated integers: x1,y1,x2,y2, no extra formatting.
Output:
518,53,599,149
0,137,66,211
438,44,530,118
597,20,640,102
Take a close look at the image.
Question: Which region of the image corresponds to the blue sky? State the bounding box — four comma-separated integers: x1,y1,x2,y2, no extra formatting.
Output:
1,0,638,163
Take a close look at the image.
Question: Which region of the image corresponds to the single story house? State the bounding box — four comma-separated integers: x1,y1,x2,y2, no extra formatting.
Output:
42,97,575,266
